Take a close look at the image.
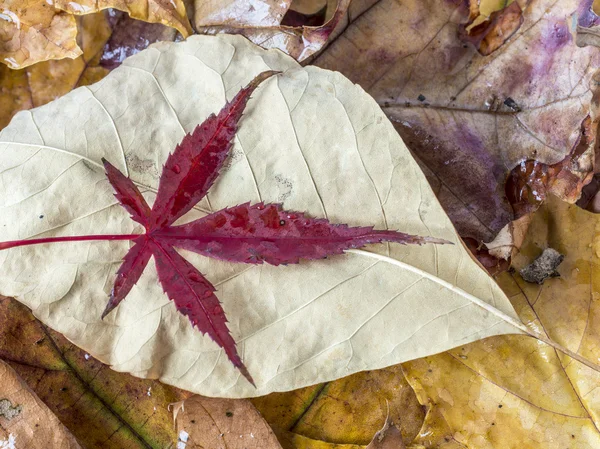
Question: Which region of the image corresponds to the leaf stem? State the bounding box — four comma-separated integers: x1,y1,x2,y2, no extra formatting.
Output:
347,249,600,374
0,234,142,250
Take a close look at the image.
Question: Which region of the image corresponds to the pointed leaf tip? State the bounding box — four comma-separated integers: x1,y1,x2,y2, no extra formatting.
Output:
150,242,252,381
158,203,448,266
101,301,115,320
103,158,152,227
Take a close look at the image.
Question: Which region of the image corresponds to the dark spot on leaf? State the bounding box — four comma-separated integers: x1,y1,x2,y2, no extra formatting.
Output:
226,411,233,417
418,94,426,102
39,215,44,219
503,97,521,112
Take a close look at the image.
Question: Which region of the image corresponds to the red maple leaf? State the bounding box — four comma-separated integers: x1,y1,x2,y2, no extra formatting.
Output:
0,71,449,385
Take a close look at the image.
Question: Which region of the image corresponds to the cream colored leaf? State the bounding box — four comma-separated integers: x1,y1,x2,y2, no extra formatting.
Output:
0,34,526,397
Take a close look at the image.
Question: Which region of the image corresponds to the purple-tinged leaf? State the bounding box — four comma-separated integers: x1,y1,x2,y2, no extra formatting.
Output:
99,9,178,70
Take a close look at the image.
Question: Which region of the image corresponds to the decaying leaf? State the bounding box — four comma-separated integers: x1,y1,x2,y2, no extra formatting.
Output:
365,416,406,449
174,395,283,448
577,0,600,48
195,0,351,61
196,0,291,27
0,359,80,448
0,0,191,69
518,247,564,284
315,0,600,246
99,9,178,69
0,296,191,449
400,196,600,448
252,365,425,446
53,0,192,38
0,1,81,69
461,1,523,56
0,34,541,397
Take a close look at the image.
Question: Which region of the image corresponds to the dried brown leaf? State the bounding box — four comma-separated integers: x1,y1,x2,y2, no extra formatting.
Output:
1,0,190,69
0,360,80,449
194,0,351,60
316,0,600,244
0,296,191,448
0,10,179,130
365,416,406,449
175,395,283,448
54,0,192,37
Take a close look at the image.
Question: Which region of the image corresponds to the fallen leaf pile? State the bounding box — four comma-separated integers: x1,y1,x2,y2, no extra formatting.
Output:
316,0,600,259
0,0,191,69
1,0,600,448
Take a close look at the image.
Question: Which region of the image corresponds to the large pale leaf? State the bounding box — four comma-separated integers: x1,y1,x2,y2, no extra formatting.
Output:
0,34,524,397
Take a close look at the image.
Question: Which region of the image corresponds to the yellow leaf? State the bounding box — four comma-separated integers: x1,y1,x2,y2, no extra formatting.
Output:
402,195,600,447
253,366,425,446
55,0,193,38
0,12,112,129
0,1,81,69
